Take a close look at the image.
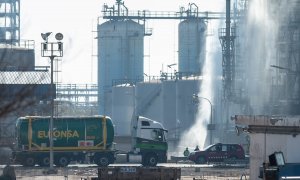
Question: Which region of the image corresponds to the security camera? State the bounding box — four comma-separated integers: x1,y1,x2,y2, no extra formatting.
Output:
41,32,52,42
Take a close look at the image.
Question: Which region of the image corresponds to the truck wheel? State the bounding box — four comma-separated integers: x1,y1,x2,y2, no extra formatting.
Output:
196,156,206,164
143,154,158,167
22,157,35,167
38,156,50,167
95,155,109,167
55,156,70,167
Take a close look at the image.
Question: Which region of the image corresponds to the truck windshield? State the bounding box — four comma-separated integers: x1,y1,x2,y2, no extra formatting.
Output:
152,129,167,142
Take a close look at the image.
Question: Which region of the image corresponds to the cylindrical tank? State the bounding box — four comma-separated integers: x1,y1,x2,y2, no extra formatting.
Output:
176,79,200,133
178,19,206,75
135,81,163,122
161,80,176,136
16,116,114,150
112,85,135,136
98,20,144,115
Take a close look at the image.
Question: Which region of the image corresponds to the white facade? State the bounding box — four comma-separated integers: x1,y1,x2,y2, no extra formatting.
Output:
234,115,300,180
112,85,135,136
250,133,300,180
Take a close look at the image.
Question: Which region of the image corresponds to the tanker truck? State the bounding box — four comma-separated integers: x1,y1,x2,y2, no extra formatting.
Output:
12,115,168,167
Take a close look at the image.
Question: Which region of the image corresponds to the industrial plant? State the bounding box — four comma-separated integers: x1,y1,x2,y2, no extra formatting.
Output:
0,0,300,179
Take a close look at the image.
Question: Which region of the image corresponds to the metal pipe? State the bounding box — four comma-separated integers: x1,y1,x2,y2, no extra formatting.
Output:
226,0,231,39
226,0,231,98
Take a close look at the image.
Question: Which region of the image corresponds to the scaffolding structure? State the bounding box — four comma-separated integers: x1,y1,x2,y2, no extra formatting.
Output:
55,84,98,116
0,0,20,45
271,0,300,114
56,84,98,106
218,0,249,102
101,1,224,21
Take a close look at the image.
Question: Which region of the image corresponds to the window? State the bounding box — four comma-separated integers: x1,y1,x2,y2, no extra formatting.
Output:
230,145,237,152
209,145,218,151
141,121,150,126
222,145,227,151
151,129,164,142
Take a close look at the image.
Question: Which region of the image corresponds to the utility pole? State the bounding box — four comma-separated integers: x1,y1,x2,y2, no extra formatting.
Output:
41,32,64,172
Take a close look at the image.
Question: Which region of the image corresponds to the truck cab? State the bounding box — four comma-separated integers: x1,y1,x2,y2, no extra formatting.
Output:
130,116,168,166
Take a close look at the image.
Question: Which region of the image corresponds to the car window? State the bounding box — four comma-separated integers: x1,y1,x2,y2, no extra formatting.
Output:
216,145,222,151
236,145,242,151
231,145,237,152
204,144,214,151
222,145,227,151
209,145,217,151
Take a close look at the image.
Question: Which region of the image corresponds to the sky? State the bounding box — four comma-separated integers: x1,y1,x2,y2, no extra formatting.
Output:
21,0,225,84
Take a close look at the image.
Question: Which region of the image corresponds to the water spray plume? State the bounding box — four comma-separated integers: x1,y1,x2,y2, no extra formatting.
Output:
177,20,218,155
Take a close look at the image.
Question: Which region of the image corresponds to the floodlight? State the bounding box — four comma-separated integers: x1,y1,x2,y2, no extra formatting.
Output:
269,152,285,166
55,33,63,41
41,32,52,41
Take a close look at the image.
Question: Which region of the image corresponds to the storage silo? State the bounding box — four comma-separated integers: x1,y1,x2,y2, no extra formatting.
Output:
98,20,144,115
178,19,206,75
112,84,135,136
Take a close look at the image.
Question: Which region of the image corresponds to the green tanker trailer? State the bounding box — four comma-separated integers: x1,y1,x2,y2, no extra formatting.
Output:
13,115,168,167
13,115,115,167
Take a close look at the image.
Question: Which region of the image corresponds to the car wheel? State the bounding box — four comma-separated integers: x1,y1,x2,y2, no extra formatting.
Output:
196,156,206,164
95,155,110,167
143,154,158,167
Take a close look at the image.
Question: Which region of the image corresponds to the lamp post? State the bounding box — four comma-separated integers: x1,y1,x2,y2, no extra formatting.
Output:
167,63,177,78
193,94,214,145
41,32,63,172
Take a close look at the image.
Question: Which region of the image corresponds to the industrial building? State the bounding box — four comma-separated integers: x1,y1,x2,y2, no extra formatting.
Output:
96,0,245,153
95,0,300,176
0,0,299,179
0,0,53,148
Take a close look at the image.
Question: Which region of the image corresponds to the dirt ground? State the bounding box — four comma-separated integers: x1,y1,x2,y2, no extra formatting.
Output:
0,164,250,180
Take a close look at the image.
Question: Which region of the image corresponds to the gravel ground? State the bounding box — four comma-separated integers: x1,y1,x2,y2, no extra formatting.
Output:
0,164,250,180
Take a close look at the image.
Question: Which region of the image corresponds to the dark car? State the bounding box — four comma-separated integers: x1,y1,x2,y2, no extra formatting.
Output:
188,143,245,164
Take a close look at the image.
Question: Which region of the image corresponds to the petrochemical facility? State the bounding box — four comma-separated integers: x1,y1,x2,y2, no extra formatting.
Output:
0,0,300,179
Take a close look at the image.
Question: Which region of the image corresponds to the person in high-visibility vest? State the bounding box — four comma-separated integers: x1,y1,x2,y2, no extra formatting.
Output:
183,147,190,157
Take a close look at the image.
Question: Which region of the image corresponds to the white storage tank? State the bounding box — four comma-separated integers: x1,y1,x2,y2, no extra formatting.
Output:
161,80,177,137
112,84,135,136
98,20,144,115
135,81,163,123
178,19,206,75
176,79,200,134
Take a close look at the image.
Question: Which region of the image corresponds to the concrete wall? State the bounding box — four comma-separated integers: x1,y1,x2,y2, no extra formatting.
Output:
249,133,300,179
